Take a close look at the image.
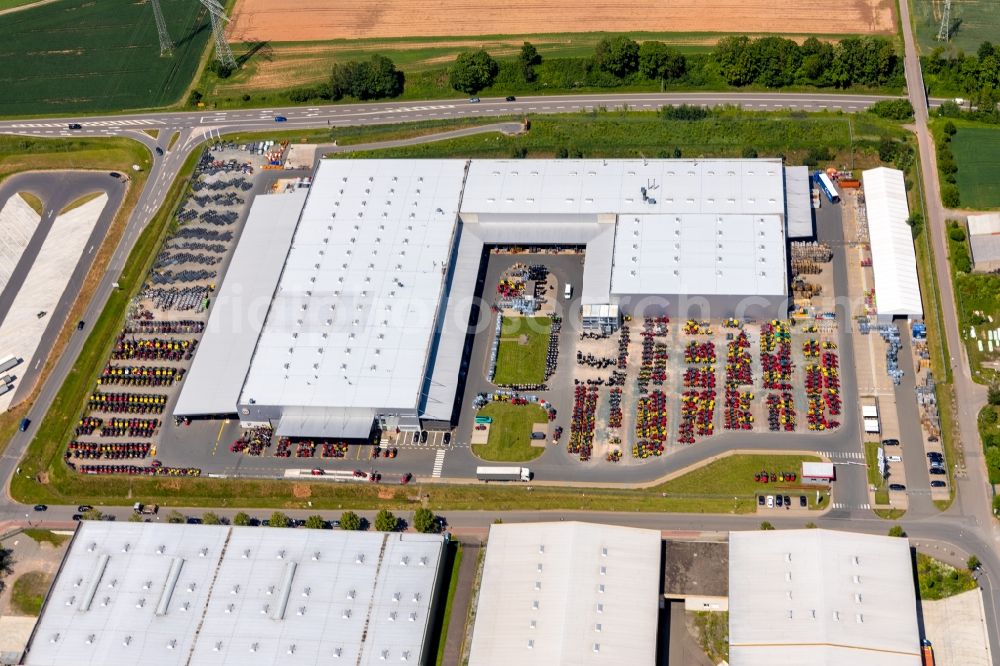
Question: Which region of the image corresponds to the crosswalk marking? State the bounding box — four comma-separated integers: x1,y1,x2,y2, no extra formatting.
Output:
818,450,864,460
832,502,872,510
431,449,446,478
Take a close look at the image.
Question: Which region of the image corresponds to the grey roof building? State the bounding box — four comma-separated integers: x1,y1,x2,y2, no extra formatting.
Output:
176,158,803,436
22,523,447,666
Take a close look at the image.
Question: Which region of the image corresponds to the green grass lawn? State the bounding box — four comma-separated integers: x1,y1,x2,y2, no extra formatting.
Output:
951,127,1000,209
916,553,977,600
10,571,51,616
692,611,729,664
493,316,551,385
434,542,463,666
22,529,69,548
472,402,548,462
338,110,906,165
0,0,211,116
661,453,826,509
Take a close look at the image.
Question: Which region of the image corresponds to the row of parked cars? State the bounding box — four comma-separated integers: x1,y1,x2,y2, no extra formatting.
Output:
882,438,947,491
759,494,807,509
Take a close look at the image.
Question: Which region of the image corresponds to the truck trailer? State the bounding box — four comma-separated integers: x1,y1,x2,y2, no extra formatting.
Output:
476,466,531,482
0,355,22,374
813,171,841,204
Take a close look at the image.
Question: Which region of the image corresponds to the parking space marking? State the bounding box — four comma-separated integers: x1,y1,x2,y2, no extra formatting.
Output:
431,449,446,478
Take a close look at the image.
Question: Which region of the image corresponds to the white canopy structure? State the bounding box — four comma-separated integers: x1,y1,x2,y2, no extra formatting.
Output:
862,167,923,322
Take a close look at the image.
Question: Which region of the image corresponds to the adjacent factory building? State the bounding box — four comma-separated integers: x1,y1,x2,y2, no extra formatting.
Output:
728,529,922,665
20,522,447,666
176,158,810,437
467,521,662,665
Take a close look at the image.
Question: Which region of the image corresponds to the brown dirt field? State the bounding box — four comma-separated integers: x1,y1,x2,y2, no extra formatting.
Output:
227,0,895,42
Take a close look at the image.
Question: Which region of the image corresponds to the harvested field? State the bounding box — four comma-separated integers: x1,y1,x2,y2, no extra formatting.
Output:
227,0,895,42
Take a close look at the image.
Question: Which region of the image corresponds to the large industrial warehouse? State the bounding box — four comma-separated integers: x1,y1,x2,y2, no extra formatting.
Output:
21,523,447,666
176,158,810,437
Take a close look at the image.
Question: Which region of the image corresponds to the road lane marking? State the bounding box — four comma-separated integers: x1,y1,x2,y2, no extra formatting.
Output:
211,421,226,455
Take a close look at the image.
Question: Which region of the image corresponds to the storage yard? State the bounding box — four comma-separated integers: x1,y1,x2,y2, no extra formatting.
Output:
227,0,895,42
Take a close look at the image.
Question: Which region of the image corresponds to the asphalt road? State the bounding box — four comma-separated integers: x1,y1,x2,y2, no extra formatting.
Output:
0,172,124,405
0,85,996,652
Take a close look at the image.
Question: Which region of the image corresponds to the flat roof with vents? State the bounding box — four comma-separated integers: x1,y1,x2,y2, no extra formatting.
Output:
23,522,446,666
468,521,660,666
238,159,466,417
728,529,921,666
462,158,787,218
610,213,786,297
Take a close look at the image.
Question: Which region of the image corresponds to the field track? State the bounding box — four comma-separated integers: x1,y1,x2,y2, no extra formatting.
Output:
227,0,896,42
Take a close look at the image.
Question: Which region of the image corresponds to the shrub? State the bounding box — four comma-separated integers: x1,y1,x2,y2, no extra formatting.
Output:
374,509,398,532
759,521,775,530
941,184,961,208
661,104,709,121
339,511,362,531
269,511,290,528
304,515,326,529
742,146,759,158
949,225,967,242
166,510,185,524
870,99,914,120
888,525,906,537
989,386,1000,406
232,511,251,526
201,512,222,525
413,508,438,533
943,121,957,136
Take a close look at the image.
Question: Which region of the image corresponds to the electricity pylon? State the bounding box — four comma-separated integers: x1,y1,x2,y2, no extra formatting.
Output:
936,0,952,41
150,0,173,56
200,0,237,69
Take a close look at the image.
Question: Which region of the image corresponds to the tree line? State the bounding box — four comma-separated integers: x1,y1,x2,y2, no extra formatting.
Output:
267,34,902,105
924,41,1000,112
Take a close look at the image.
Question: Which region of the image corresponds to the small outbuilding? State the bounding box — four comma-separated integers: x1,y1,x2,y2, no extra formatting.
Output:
801,461,836,483
967,213,1000,273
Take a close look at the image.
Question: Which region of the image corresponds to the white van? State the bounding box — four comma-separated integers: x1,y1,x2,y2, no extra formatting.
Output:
564,283,573,299
887,455,902,463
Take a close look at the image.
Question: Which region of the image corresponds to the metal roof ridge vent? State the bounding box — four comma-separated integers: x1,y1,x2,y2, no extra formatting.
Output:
155,557,185,616
271,560,298,620
79,552,110,612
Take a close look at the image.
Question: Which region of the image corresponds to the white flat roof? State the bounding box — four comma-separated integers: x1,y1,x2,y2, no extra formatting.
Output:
174,191,307,416
862,168,923,319
729,529,921,666
239,159,466,412
469,521,660,666
968,213,1000,237
462,159,786,217
24,523,445,666
611,213,786,296
784,166,814,238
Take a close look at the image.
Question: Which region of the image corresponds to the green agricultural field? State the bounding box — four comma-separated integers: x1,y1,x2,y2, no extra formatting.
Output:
951,127,1000,209
911,0,997,54
493,316,552,385
0,0,212,116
